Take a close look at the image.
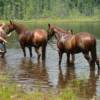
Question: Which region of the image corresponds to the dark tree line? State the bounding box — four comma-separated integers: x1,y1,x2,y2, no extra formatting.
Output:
0,0,100,19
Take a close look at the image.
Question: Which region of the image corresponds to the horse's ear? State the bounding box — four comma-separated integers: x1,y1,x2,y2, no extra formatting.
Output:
10,20,13,24
70,29,74,34
48,24,51,28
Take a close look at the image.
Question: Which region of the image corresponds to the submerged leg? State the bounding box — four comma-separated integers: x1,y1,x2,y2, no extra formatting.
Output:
83,52,91,63
58,50,63,66
35,47,41,63
42,43,47,64
83,51,95,70
67,53,70,64
22,47,26,57
96,58,100,70
28,46,32,57
71,54,75,64
20,43,26,57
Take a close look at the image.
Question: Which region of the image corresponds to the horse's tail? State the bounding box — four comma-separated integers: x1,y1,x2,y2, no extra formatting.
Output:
91,39,100,70
91,39,97,61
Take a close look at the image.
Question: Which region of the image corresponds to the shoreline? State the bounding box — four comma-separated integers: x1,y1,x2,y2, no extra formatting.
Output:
0,17,100,24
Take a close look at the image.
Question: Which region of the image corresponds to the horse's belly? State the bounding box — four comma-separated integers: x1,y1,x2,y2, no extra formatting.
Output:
67,48,81,54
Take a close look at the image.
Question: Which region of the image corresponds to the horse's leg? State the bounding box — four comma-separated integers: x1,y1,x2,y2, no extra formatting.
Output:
35,47,41,63
22,47,26,57
96,58,100,71
58,50,63,66
67,53,70,64
83,52,91,63
20,42,26,57
28,46,32,57
83,51,95,70
71,54,75,64
42,43,47,63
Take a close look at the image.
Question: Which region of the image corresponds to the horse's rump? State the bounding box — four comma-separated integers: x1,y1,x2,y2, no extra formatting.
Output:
32,29,48,44
75,32,96,50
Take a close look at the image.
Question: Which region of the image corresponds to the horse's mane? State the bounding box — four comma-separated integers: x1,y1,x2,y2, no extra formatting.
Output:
13,22,28,31
52,25,66,33
51,25,73,35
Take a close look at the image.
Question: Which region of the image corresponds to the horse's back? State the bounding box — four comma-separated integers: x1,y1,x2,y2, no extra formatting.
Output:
76,32,96,50
76,32,96,42
33,29,47,41
31,29,48,46
60,32,96,53
77,32,94,37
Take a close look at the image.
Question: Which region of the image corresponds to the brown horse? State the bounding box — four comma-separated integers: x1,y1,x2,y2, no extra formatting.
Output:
5,20,52,63
48,24,100,70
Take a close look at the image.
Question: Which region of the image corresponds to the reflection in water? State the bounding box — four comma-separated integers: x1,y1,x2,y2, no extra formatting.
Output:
1,56,99,99
14,58,49,92
78,71,99,100
58,64,76,88
57,63,99,99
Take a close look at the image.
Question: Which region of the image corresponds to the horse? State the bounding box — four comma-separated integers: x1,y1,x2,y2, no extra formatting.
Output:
5,20,52,63
47,24,100,70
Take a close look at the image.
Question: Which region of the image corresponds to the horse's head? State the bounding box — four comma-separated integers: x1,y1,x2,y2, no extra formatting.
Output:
47,24,57,40
6,20,26,36
47,24,55,35
5,20,15,35
47,24,67,40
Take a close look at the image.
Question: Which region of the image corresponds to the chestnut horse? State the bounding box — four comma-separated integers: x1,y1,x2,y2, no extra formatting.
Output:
6,21,52,63
48,24,100,70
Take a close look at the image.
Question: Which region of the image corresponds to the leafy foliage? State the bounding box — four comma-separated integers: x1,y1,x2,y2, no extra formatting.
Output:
0,0,100,19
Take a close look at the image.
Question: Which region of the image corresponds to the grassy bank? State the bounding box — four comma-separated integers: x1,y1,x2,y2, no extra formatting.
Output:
22,17,100,23
0,74,78,100
0,16,100,24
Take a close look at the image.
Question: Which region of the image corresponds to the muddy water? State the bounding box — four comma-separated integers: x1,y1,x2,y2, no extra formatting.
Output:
0,22,100,99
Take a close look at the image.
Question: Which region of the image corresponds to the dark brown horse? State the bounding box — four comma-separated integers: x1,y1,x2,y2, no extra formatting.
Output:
48,24,100,70
5,20,51,63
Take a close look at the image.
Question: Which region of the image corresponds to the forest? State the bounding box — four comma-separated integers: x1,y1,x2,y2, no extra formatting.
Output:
0,0,100,19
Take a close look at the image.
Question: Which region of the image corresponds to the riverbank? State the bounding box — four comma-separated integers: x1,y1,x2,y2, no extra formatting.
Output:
0,16,100,24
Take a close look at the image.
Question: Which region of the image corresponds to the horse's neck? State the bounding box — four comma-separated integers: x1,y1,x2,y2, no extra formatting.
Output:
53,28,63,40
55,32,62,41
15,25,26,35
47,29,54,40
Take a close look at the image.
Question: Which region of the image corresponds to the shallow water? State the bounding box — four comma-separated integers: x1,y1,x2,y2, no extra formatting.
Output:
0,22,100,100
